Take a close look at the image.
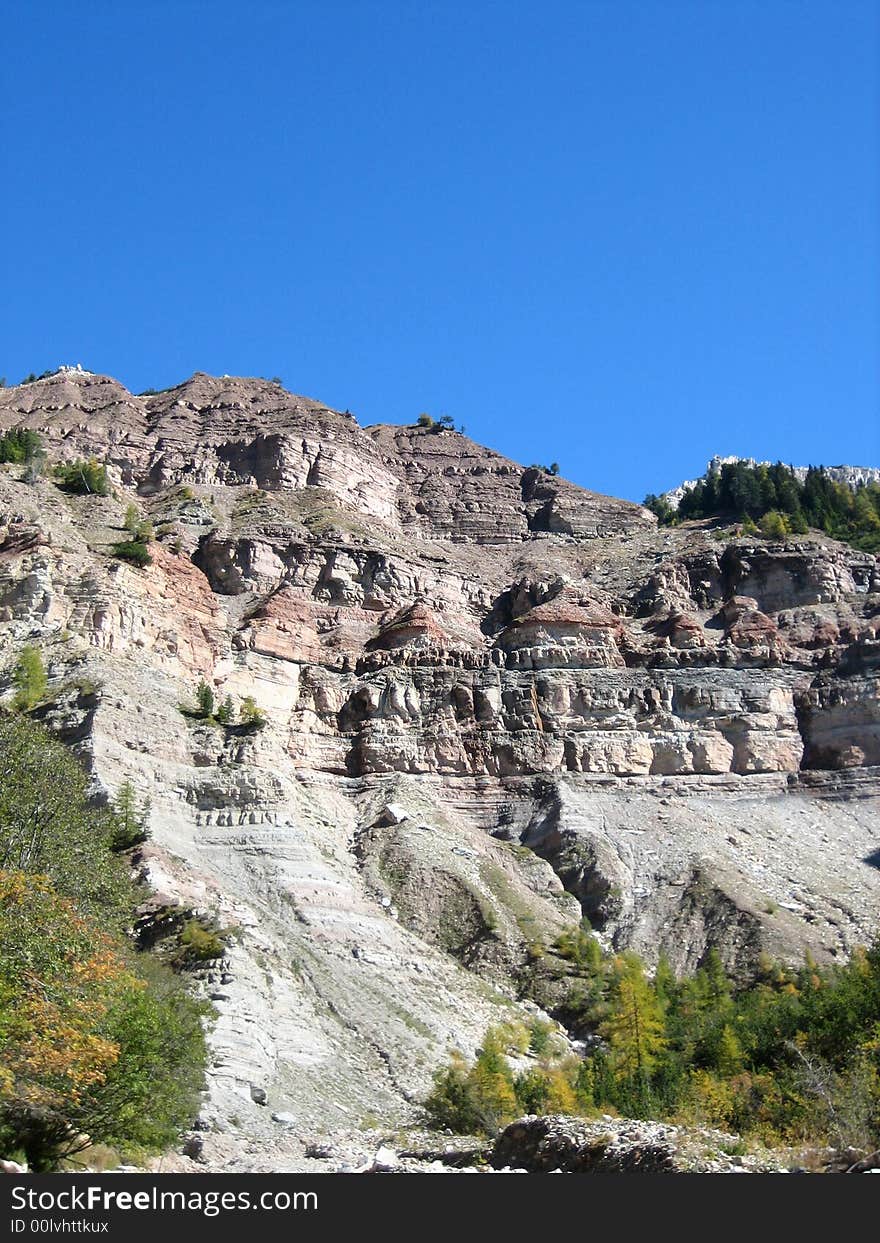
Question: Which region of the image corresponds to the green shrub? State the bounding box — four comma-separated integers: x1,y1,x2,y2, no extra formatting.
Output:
759,510,790,540
415,411,454,432
123,502,140,534
111,540,152,568
55,458,110,496
239,696,266,729
12,645,47,711
173,917,231,967
553,921,603,972
527,1018,556,1056
424,1055,480,1131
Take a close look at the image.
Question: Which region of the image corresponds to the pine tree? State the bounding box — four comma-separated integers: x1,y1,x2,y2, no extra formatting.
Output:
196,680,215,719
702,947,732,1007
111,779,151,850
217,694,235,726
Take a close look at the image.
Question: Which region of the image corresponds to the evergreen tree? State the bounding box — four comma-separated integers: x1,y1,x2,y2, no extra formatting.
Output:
654,952,678,1011
854,490,880,533
655,462,880,551
111,779,151,850
196,680,215,718
0,428,42,464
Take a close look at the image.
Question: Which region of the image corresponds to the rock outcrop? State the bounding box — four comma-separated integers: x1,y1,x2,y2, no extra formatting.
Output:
491,1115,791,1173
1,369,878,1167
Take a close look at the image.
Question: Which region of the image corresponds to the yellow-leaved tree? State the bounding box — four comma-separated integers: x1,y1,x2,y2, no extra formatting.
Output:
602,955,667,1096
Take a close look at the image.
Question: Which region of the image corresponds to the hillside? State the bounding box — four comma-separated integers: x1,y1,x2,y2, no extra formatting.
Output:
0,368,878,1170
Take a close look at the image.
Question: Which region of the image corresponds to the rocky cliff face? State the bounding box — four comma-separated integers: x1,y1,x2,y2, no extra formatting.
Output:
1,370,878,1168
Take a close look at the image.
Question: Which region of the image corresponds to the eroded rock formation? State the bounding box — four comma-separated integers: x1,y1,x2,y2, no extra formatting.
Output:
1,369,878,1165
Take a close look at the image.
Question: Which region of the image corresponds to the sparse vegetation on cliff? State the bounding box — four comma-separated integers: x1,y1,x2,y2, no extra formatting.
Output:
110,779,151,851
239,696,266,729
426,1019,581,1134
179,683,266,732
416,413,456,432
111,504,153,566
54,458,111,497
173,916,233,968
111,539,152,568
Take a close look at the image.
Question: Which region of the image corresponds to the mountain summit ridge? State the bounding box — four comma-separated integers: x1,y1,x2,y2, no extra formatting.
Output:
0,368,653,541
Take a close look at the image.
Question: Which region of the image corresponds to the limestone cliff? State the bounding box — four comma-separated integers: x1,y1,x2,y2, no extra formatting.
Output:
0,369,878,1168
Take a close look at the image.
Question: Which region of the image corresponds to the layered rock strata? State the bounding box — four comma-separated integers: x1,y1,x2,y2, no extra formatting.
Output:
1,370,878,1164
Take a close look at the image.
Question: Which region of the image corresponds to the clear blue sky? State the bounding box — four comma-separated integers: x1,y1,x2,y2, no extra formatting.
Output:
2,1,878,501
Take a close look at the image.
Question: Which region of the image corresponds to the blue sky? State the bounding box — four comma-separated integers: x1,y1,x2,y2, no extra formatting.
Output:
2,1,878,501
